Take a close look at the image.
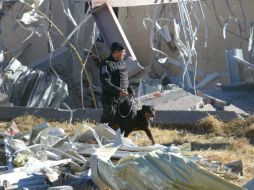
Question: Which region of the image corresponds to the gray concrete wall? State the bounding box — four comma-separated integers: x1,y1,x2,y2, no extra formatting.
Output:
1,1,84,85
1,1,69,65
118,0,254,87
1,1,253,89
1,2,49,64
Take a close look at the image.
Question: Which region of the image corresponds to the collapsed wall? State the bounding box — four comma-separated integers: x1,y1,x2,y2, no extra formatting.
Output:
0,0,254,110
118,0,254,87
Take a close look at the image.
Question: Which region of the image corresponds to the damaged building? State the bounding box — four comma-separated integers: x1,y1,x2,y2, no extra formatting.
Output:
0,0,254,113
0,0,254,189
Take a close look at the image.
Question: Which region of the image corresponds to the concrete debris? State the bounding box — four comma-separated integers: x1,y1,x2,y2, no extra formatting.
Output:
191,155,243,180
0,123,96,189
138,84,203,111
0,121,164,189
0,0,254,188
0,58,68,108
201,84,254,115
0,121,246,189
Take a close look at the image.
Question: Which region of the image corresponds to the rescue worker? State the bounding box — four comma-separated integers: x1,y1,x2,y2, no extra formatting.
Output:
99,42,129,126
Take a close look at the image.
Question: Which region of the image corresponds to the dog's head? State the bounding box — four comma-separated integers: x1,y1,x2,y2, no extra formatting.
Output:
142,105,155,122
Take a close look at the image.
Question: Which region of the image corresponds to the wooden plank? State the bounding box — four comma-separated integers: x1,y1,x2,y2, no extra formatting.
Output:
92,0,183,8
191,142,230,151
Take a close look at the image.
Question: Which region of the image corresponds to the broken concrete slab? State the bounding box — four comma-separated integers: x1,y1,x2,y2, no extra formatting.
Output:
0,106,240,124
202,89,254,114
138,87,203,111
0,106,101,121
197,90,248,114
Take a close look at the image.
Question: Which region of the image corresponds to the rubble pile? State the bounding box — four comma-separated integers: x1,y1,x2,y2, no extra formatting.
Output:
0,120,251,190
0,0,253,189
0,58,68,108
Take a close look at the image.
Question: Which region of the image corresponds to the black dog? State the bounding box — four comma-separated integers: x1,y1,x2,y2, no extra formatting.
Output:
112,96,155,144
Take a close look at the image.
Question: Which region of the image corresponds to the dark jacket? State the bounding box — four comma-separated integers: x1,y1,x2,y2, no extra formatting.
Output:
100,55,128,98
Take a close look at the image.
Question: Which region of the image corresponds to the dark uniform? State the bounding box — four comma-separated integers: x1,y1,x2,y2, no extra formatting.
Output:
100,54,128,125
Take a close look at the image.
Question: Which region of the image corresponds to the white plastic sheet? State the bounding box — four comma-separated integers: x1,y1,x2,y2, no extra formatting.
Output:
93,149,246,190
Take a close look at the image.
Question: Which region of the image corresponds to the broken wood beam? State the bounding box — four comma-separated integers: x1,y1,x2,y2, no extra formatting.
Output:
191,142,230,151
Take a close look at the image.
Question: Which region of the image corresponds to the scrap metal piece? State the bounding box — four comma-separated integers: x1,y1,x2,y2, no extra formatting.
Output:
91,3,143,77
0,50,3,63
4,137,14,171
225,49,243,84
21,158,72,174
195,72,220,89
16,0,46,36
30,123,50,145
1,58,68,108
233,55,254,70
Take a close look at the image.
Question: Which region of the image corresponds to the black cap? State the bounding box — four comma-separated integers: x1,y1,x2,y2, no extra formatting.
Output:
110,42,125,52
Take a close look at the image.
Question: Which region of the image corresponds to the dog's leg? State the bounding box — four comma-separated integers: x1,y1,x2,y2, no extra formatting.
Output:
123,130,131,137
144,129,155,145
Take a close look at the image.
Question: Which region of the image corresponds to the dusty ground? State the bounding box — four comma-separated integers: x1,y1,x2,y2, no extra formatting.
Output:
0,114,254,186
